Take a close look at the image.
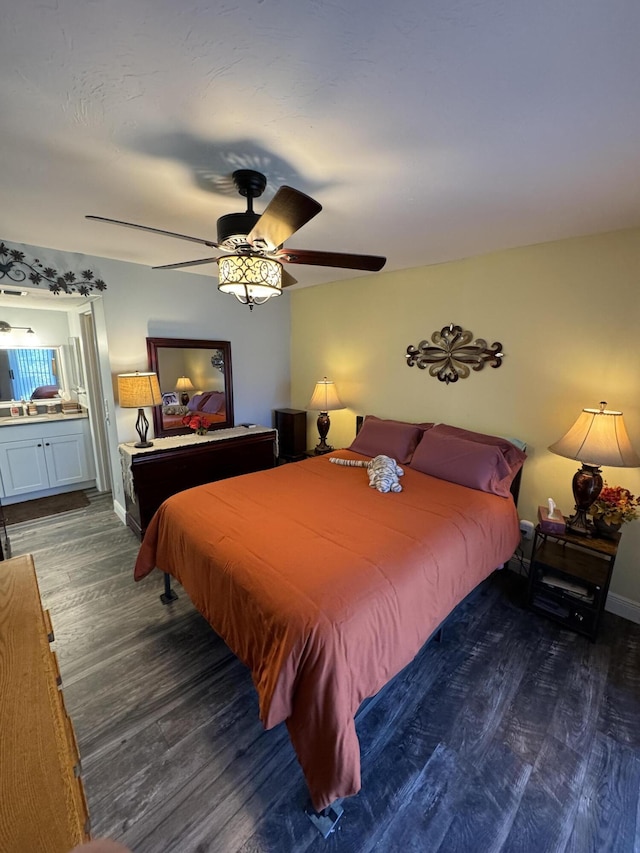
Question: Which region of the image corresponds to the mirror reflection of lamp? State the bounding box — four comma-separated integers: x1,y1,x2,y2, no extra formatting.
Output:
118,371,162,448
548,401,640,535
307,376,345,455
175,376,194,405
0,320,35,334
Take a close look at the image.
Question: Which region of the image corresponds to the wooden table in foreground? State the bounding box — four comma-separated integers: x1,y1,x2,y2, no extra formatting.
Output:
0,553,90,853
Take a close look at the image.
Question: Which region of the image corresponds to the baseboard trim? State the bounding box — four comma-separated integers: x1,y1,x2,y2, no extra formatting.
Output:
113,499,126,526
605,592,640,625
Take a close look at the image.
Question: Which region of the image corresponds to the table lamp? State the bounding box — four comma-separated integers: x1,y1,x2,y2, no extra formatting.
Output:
308,377,345,455
118,371,162,448
175,376,194,405
548,401,640,535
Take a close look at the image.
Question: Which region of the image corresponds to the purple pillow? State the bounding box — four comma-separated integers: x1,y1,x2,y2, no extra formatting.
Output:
428,424,526,475
349,416,430,464
187,393,211,412
409,432,516,496
200,392,225,414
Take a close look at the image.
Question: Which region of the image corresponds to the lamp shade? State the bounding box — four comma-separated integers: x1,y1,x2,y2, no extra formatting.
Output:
117,372,162,408
218,255,282,307
549,404,640,468
175,376,194,392
308,377,345,412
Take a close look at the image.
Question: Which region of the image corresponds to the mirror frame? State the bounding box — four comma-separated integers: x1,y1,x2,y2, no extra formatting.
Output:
147,337,234,438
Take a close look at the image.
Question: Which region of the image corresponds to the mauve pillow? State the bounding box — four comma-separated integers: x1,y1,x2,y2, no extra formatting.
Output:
429,424,526,474
348,416,429,464
409,432,516,496
200,392,225,414
187,393,211,412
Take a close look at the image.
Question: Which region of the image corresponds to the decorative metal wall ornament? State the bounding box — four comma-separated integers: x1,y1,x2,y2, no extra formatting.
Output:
0,242,107,296
406,323,504,384
211,349,225,372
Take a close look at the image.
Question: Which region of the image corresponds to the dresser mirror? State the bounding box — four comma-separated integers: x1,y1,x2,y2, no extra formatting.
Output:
147,337,234,437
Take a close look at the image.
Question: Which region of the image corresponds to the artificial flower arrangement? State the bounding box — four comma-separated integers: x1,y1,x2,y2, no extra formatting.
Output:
182,413,209,436
589,484,640,526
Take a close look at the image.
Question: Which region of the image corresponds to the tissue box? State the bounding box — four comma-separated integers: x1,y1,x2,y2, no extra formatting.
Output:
537,505,566,534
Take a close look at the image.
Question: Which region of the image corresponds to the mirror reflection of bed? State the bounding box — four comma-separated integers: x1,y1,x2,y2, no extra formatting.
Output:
147,338,234,436
160,390,227,429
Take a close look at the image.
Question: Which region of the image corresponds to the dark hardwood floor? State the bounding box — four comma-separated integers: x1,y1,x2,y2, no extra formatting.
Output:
6,492,640,852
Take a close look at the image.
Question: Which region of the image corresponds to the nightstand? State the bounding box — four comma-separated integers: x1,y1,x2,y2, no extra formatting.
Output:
527,523,620,641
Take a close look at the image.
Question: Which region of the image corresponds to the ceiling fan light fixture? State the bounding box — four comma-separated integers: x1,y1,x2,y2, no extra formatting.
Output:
217,255,282,309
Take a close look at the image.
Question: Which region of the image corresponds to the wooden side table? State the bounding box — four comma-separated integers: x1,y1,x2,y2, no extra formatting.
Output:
527,523,620,641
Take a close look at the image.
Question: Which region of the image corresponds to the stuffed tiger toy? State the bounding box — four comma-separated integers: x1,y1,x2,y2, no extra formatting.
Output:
329,454,404,493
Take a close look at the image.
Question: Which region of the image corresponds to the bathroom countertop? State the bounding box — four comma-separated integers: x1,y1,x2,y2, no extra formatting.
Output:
0,412,88,427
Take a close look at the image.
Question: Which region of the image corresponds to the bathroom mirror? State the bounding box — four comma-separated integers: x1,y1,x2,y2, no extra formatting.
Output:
147,337,234,437
0,346,67,403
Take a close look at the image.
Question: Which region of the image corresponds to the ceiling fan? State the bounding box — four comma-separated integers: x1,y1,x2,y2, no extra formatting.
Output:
86,169,386,309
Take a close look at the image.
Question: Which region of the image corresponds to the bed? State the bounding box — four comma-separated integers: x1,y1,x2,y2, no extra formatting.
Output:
134,418,525,815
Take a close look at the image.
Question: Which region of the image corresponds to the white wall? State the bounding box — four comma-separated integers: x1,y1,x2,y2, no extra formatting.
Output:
5,240,292,510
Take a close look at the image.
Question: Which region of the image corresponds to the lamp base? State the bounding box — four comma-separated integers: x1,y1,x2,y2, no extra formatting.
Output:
567,463,603,536
566,509,592,536
313,441,334,455
315,412,334,455
134,408,153,449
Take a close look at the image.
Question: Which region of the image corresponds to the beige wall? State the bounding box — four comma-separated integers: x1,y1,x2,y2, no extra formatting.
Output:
291,227,640,604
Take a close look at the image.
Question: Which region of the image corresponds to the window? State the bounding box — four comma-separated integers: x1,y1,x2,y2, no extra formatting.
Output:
8,348,58,400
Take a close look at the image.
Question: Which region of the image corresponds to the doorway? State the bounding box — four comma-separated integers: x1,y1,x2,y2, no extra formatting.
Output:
78,309,111,492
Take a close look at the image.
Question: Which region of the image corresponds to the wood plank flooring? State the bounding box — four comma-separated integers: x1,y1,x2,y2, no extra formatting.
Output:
5,492,640,852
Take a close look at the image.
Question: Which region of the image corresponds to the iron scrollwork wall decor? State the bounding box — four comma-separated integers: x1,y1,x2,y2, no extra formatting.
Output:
0,242,107,296
406,323,504,384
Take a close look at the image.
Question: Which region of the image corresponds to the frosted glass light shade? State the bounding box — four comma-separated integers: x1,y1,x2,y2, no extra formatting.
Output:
218,255,282,307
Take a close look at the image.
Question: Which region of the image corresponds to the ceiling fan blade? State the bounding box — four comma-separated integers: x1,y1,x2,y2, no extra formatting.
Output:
281,268,298,288
86,216,219,248
152,257,219,271
275,248,386,272
247,187,322,251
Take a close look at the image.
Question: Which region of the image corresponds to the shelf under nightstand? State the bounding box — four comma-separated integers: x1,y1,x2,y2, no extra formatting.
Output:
527,523,620,641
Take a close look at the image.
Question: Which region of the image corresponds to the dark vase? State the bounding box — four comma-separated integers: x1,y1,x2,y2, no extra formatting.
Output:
592,516,622,539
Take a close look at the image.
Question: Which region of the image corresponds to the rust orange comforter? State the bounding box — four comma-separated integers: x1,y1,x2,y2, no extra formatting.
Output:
134,450,520,810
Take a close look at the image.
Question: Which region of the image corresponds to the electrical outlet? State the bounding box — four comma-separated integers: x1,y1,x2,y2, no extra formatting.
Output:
519,519,535,541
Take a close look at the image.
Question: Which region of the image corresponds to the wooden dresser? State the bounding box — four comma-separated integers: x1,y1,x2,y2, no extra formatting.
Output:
120,426,278,539
0,554,90,852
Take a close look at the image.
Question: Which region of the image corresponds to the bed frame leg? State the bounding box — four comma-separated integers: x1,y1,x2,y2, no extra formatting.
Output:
305,799,344,838
160,572,178,605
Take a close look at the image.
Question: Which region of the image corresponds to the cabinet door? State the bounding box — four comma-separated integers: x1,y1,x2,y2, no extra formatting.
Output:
43,434,90,487
0,439,49,496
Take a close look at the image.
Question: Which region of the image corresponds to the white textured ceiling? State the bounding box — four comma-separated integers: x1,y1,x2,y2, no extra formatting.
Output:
2,0,640,289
